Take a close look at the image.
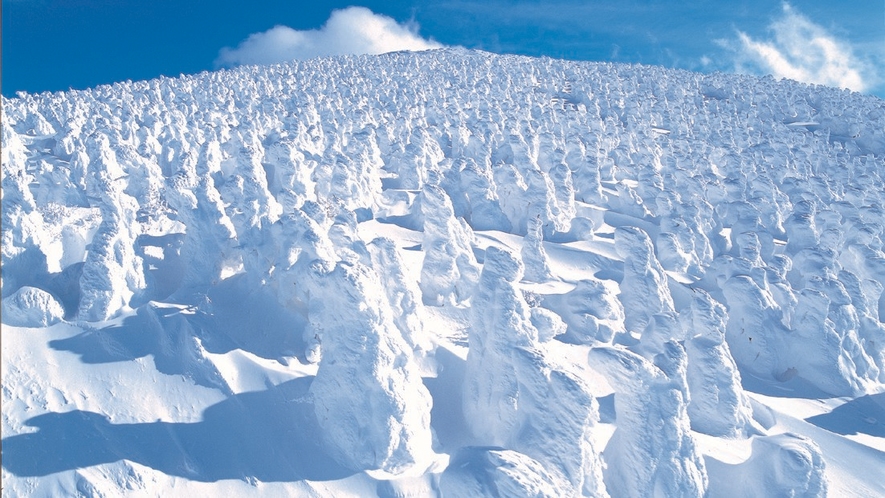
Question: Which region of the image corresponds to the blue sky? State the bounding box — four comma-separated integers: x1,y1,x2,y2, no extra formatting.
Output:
3,0,883,98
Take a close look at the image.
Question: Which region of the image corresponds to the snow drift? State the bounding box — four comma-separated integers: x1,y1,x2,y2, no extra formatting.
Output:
2,48,885,496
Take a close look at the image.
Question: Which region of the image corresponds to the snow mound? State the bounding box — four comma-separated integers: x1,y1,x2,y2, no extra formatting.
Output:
707,433,827,498
439,447,572,497
543,278,625,344
1,286,64,327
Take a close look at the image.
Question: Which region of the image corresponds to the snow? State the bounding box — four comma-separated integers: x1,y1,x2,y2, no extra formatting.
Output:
589,344,707,497
2,48,885,496
419,184,480,307
1,286,65,327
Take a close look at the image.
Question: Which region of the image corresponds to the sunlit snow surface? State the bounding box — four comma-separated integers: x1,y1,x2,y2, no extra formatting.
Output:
3,49,885,497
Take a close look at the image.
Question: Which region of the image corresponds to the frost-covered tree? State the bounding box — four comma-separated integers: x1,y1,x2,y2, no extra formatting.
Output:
306,261,439,476
77,134,146,320
706,433,827,498
615,226,675,333
464,247,608,496
681,290,754,437
590,343,708,498
522,214,553,282
419,184,480,306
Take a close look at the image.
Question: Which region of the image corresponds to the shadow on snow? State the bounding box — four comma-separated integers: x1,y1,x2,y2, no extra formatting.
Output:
49,273,310,392
806,392,885,439
1,377,354,482
48,304,230,393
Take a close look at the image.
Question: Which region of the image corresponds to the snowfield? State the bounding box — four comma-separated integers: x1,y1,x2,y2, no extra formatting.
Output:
2,48,885,497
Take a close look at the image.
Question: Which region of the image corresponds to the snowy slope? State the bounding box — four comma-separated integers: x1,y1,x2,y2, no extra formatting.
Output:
2,48,885,497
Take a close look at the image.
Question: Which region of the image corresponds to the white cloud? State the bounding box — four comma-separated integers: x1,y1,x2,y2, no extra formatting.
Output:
731,3,876,93
215,7,444,68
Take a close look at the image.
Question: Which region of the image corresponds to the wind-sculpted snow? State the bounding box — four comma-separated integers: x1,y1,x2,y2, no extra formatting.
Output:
2,48,885,495
1,286,65,327
439,447,572,497
590,344,708,497
681,290,754,437
707,433,827,498
304,260,440,476
615,226,675,333
543,278,625,344
463,247,608,496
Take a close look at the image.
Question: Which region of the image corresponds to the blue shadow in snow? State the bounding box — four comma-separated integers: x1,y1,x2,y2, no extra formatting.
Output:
739,369,840,400
806,393,885,438
423,346,469,452
50,275,309,382
596,393,616,424
49,305,180,364
1,377,353,482
48,305,230,392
